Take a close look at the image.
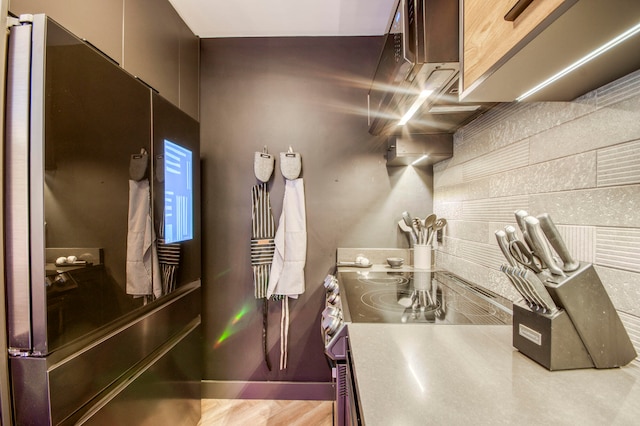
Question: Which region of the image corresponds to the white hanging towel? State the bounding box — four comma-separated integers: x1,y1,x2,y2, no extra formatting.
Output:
126,179,162,299
267,178,307,299
267,177,306,370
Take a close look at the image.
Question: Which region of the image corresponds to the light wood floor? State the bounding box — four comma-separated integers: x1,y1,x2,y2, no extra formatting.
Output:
198,399,334,425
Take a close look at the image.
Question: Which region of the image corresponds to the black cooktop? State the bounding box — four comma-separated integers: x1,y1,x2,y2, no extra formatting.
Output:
337,270,512,325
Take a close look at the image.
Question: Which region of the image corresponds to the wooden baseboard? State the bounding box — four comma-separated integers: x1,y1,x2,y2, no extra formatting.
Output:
201,380,335,401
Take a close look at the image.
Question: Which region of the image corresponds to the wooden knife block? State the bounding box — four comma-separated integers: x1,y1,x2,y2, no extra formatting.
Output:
513,263,637,370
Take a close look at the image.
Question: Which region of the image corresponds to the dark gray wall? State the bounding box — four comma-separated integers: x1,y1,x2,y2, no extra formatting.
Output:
200,36,434,382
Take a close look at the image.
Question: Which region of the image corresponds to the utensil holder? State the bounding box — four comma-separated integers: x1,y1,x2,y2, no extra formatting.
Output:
513,262,637,370
413,245,432,270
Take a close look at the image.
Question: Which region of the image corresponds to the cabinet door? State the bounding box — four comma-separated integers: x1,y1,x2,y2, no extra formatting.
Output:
9,0,123,64
179,23,200,120
124,0,181,106
462,0,573,93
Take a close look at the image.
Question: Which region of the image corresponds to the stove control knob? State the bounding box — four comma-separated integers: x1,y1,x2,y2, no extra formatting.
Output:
322,314,342,336
326,293,341,306
323,305,342,319
324,275,339,293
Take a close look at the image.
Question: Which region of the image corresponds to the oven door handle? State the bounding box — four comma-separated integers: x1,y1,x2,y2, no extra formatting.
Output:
346,346,363,425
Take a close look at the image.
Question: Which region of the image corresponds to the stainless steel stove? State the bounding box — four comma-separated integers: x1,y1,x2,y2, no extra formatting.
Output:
321,269,512,426
337,270,512,325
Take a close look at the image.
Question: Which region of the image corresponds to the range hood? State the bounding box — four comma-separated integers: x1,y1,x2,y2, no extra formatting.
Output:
386,134,452,166
368,0,493,136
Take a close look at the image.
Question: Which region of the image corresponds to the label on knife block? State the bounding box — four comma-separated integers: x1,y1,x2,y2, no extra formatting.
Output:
518,323,542,346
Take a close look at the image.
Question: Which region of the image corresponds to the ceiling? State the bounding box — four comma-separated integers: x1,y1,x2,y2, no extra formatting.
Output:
167,0,397,38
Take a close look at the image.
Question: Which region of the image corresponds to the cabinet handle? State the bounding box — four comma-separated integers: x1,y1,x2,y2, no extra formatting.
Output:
504,0,534,21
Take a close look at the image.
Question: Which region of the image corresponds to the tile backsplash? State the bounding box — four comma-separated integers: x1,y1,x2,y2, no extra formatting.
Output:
433,69,640,320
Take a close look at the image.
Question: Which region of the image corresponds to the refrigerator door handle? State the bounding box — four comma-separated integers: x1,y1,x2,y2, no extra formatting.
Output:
5,21,34,355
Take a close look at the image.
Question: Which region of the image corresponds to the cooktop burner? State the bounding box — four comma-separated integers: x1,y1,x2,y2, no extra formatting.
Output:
357,275,410,286
337,270,512,325
359,288,441,312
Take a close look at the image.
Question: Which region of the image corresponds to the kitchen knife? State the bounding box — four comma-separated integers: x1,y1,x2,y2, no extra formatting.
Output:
524,216,565,277
499,264,531,308
510,265,547,312
514,210,535,251
497,231,538,308
503,265,542,312
504,225,518,243
495,230,517,266
520,268,559,315
537,213,579,272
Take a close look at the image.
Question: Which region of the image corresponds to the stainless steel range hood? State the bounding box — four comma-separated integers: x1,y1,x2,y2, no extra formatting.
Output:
386,133,452,166
368,0,493,136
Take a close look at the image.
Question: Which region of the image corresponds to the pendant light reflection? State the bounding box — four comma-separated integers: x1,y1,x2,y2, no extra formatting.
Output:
398,89,434,126
517,21,640,101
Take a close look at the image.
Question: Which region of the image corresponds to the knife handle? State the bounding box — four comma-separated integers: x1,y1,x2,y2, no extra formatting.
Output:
495,230,517,267
537,213,580,272
506,225,547,268
524,216,565,276
514,210,535,251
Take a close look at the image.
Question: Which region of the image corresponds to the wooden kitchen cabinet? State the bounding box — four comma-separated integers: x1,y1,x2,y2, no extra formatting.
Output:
461,0,575,98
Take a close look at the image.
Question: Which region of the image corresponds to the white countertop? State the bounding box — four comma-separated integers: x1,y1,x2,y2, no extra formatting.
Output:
347,324,640,426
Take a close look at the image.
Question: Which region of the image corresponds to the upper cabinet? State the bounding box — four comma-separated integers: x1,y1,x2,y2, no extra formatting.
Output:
460,0,640,102
9,0,124,63
10,0,200,120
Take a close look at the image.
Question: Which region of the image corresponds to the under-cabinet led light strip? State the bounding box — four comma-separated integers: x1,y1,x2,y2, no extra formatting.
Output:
411,155,429,166
398,89,434,125
516,21,640,101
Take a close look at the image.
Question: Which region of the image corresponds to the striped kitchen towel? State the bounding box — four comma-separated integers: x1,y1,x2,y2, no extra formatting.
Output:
251,182,275,299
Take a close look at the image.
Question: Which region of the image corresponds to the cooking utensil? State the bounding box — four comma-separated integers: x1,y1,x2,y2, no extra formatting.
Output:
427,218,447,245
398,220,417,245
412,217,425,244
504,225,519,244
507,223,549,269
520,268,559,315
498,230,539,309
514,210,535,251
505,226,544,273
398,289,416,308
424,213,436,243
537,213,579,272
402,211,419,244
524,216,565,277
500,264,537,311
495,230,517,266
500,264,531,307
509,240,543,273
505,265,549,313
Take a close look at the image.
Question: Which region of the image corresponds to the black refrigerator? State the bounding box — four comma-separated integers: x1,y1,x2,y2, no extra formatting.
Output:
4,14,201,425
